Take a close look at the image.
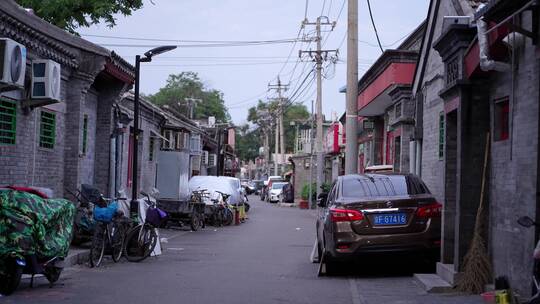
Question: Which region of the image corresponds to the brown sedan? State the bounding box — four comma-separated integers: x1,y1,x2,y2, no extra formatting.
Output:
316,173,441,273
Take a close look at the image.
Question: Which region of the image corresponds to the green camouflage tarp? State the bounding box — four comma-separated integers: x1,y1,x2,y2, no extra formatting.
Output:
0,190,75,259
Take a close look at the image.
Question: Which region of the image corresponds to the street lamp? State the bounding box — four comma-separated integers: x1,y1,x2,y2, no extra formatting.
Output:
130,45,177,218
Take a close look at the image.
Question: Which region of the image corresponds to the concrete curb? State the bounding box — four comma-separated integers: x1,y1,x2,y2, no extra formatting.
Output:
63,247,90,267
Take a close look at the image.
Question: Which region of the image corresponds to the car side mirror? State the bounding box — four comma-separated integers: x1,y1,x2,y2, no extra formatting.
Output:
518,216,535,228
317,193,328,207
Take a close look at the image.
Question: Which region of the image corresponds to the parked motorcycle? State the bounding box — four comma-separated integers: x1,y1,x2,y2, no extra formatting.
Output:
0,189,76,295
518,216,540,304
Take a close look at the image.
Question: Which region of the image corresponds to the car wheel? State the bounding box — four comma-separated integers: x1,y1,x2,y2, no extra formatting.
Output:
322,249,337,276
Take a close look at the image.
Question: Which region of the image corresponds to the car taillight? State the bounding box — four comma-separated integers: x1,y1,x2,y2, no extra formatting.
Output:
416,203,443,218
330,208,364,222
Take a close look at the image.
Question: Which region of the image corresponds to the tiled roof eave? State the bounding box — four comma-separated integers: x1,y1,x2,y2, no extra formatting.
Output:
0,11,79,68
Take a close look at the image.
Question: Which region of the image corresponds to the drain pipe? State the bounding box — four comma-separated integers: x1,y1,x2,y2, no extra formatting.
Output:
109,135,116,198
409,139,416,174
476,6,510,72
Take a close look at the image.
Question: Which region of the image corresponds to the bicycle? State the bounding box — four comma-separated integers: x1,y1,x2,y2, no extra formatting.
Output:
190,189,209,231
123,191,164,263
89,196,129,268
215,191,234,226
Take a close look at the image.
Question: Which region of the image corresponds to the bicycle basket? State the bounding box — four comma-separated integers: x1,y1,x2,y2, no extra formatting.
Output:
93,201,118,223
146,207,167,226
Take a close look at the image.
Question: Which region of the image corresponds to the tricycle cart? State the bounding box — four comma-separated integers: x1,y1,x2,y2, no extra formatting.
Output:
157,199,206,231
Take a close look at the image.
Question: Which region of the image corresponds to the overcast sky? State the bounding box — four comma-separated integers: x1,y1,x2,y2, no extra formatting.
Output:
80,0,429,125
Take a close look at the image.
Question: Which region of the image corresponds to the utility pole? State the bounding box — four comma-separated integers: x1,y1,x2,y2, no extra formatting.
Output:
309,100,315,208
345,0,359,174
183,97,202,119
300,16,337,196
268,77,289,176
274,118,279,175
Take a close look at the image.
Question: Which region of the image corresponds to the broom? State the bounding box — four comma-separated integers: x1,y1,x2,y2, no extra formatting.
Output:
456,132,492,294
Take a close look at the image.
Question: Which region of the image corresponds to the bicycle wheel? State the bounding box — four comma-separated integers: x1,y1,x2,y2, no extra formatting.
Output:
223,208,233,226
124,224,158,262
89,224,106,268
111,221,126,262
190,212,201,231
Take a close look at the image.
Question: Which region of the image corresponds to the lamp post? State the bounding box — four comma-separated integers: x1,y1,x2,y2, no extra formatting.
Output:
130,45,177,218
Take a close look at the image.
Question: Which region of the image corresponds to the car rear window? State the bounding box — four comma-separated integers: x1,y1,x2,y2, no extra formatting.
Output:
342,175,429,198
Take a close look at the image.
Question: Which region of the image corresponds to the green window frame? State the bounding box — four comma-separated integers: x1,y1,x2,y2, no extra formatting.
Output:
39,111,56,149
149,137,155,161
0,98,16,145
438,112,445,160
82,114,88,154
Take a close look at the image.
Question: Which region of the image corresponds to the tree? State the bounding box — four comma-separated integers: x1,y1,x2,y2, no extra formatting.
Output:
282,103,310,153
16,0,145,33
236,125,261,162
149,72,230,122
239,101,310,161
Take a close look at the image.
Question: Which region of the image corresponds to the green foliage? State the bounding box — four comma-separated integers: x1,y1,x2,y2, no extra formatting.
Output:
16,0,144,33
301,182,331,200
149,72,230,122
245,101,310,155
301,183,316,201
235,126,261,162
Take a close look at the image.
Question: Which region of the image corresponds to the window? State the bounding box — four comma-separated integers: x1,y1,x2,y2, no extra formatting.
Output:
395,102,402,119
0,99,16,145
82,114,88,154
438,112,445,159
39,111,56,149
342,175,430,198
494,98,509,141
149,137,155,161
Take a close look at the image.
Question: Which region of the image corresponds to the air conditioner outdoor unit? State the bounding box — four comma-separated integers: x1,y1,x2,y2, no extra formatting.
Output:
191,155,202,171
208,153,217,167
0,38,26,89
202,151,209,165
31,59,61,102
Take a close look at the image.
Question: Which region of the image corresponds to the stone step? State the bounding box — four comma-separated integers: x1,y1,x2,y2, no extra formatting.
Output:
436,262,460,286
413,273,454,293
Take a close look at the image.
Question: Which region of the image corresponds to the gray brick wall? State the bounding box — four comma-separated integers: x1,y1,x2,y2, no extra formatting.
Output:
0,74,69,197
487,14,539,295
419,0,461,202
79,90,98,186
292,155,313,201
117,99,163,196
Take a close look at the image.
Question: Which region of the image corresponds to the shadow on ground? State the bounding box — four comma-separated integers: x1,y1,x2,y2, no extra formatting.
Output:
324,252,437,278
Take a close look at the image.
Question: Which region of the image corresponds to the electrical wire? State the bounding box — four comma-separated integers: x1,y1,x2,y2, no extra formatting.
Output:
142,61,302,67
97,41,299,48
82,34,300,44
366,0,384,53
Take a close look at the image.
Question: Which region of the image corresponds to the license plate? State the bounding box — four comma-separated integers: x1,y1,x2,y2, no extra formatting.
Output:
373,213,407,226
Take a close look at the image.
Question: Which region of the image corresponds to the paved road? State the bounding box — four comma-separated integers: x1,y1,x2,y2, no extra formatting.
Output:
1,196,483,304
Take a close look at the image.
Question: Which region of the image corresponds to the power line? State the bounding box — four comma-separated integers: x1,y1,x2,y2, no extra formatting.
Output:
122,55,295,60
96,39,301,49
142,61,306,67
82,33,301,44
366,0,384,53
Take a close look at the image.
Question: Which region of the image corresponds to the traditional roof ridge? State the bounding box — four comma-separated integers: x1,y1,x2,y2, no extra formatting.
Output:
0,0,109,57
105,51,135,84
397,20,427,51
